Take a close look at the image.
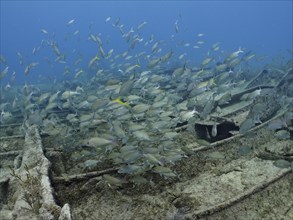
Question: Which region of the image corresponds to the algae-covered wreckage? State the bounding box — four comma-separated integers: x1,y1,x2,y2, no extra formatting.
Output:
0,61,292,219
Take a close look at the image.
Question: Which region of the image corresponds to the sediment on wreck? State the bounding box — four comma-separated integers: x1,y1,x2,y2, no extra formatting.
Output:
5,125,72,220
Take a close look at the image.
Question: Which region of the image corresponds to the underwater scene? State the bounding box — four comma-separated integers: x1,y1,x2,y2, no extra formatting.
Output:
0,1,293,219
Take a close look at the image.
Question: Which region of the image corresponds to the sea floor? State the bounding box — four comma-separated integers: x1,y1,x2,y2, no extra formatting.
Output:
0,123,292,220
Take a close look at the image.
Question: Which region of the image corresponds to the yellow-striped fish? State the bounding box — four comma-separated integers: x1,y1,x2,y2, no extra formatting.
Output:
112,97,130,107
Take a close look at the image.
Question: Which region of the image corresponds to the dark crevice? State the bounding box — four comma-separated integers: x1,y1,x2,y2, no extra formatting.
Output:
194,121,239,143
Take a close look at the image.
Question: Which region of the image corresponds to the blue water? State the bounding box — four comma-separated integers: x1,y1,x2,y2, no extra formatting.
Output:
0,0,292,85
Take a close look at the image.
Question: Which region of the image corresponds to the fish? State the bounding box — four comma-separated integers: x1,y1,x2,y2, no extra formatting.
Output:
0,67,9,80
153,166,176,177
38,92,51,104
211,122,217,137
12,97,18,109
48,41,64,60
89,33,97,42
201,57,213,66
240,89,261,101
144,154,163,166
125,64,140,74
103,174,127,187
0,55,7,64
1,13,290,186
239,118,255,134
180,109,198,121
151,42,160,53
122,27,134,42
28,112,43,126
67,19,75,26
216,92,231,105
148,57,161,68
112,17,120,27
172,65,186,77
74,58,82,66
49,91,61,103
130,175,149,184
107,49,114,58
225,47,244,62
99,45,105,58
40,29,48,34
215,63,228,72
105,16,111,23
163,132,178,140
74,69,84,79
137,21,147,30
151,97,168,109
87,137,113,148
118,165,141,174
132,130,151,141
24,63,38,75
111,120,127,140
181,146,195,155
273,159,291,169
45,102,59,111
243,54,256,62
212,46,220,51
121,51,128,57
120,151,141,164
4,82,11,91
119,77,136,96
0,103,10,111
229,58,241,68
212,42,221,50
111,97,130,107
76,100,91,110
160,51,173,63
125,55,133,60
174,20,179,33
61,91,81,100
274,130,290,140
88,55,100,69
200,93,216,119
0,110,13,124
268,118,286,130
130,36,143,50
132,103,150,114
73,29,80,35
178,53,187,60
17,52,23,65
